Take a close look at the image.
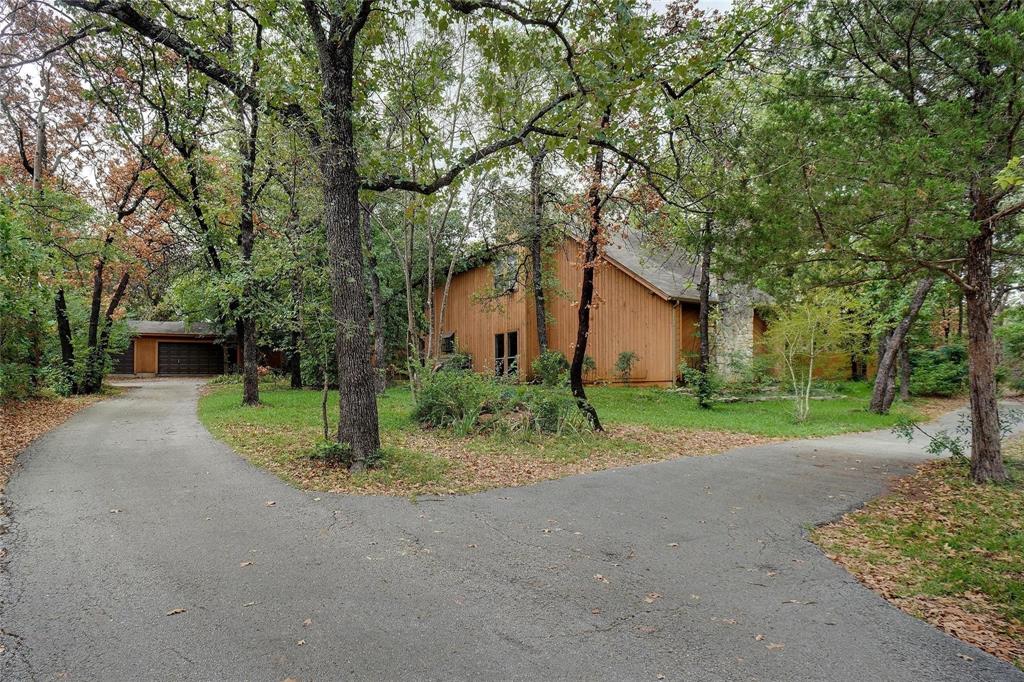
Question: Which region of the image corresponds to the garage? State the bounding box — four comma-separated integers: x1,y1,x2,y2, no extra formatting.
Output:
157,342,224,375
112,340,135,374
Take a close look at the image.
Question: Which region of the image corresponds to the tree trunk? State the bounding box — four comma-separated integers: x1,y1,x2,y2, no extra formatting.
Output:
315,36,380,470
54,288,76,394
697,216,713,374
360,203,387,393
897,340,911,401
569,111,610,432
81,271,131,394
529,148,549,353
236,72,261,407
869,277,933,413
964,218,1005,482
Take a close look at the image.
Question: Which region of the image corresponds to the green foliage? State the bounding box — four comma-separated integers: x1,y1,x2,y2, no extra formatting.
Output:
412,370,508,433
614,351,639,384
437,351,473,371
522,387,586,435
997,308,1024,391
679,366,723,409
909,345,967,397
531,350,569,387
765,294,865,422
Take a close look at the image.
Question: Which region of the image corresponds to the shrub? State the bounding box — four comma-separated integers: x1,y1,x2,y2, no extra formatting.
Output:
437,351,472,372
413,370,507,433
531,350,569,387
615,351,639,384
996,312,1024,390
679,366,723,409
522,387,586,434
909,344,967,397
724,354,777,395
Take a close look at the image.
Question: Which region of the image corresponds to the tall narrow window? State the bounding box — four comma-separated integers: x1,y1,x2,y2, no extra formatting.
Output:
494,331,519,376
506,331,519,375
494,333,505,376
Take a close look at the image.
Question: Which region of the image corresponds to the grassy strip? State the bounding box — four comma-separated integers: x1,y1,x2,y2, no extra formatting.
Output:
198,380,930,496
588,381,935,437
814,438,1024,669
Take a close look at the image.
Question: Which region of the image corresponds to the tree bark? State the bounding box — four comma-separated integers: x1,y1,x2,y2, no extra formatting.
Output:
869,277,933,413
964,214,1005,482
697,216,713,375
236,48,261,407
897,340,911,401
529,148,549,353
310,15,381,469
54,288,76,394
569,110,610,432
81,271,130,394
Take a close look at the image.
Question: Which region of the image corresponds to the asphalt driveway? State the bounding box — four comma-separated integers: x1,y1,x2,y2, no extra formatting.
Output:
1,379,1020,680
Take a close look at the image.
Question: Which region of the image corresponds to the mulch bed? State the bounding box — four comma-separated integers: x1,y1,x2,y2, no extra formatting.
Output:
0,394,107,491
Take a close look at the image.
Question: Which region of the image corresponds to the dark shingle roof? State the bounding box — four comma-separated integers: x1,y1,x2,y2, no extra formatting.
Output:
126,320,219,336
602,229,711,302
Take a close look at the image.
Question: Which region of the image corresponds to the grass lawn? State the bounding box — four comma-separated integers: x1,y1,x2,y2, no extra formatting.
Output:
588,381,935,438
814,438,1024,669
198,378,943,496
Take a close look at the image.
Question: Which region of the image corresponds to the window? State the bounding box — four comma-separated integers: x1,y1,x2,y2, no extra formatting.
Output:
441,332,456,355
493,253,519,293
494,331,519,376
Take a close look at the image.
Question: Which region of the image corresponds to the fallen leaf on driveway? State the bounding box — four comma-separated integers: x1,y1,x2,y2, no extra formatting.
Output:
667,543,679,548
957,653,974,661
591,608,601,615
109,509,121,514
303,618,312,627
265,501,276,507
644,592,662,604
243,601,256,607
240,561,253,567
754,634,765,641
766,642,785,651
594,574,609,584
166,608,186,616
296,640,305,646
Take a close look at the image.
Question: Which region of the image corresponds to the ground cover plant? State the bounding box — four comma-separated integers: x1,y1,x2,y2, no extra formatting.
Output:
814,437,1024,670
198,377,941,495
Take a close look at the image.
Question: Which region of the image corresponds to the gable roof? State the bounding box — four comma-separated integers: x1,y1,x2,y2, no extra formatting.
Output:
126,320,219,337
600,229,711,303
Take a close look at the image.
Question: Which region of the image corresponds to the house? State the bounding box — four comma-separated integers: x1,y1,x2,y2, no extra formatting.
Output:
111,321,283,376
433,229,769,386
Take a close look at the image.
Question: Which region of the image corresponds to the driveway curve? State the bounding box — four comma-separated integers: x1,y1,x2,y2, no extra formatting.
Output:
1,379,1020,681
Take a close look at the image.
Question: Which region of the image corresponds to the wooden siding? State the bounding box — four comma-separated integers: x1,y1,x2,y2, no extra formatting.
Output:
433,265,536,376
435,238,702,385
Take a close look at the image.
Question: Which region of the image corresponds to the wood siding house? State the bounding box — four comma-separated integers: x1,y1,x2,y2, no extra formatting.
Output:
434,230,768,386
111,321,283,376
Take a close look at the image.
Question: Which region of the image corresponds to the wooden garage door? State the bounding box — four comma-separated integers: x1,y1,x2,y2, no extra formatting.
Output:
157,342,224,375
111,340,135,374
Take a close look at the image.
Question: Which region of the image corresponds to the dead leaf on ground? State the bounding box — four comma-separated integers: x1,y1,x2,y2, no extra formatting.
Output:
303,618,312,627
643,592,662,604
166,608,186,616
